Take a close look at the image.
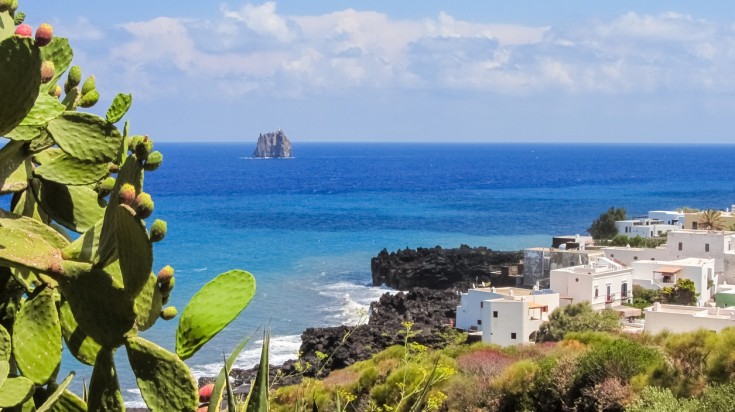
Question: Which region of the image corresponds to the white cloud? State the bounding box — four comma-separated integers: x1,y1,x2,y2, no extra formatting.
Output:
102,4,735,100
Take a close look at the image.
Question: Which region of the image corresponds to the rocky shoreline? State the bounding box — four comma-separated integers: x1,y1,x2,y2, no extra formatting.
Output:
201,245,522,393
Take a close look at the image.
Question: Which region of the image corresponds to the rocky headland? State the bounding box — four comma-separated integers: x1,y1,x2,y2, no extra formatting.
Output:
206,245,524,392
252,129,292,158
371,244,523,290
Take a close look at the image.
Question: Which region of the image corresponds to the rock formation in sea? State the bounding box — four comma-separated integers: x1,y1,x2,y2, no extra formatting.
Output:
371,245,524,290
252,129,292,158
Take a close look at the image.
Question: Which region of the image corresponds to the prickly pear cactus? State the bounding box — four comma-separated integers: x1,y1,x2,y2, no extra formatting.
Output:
0,2,257,410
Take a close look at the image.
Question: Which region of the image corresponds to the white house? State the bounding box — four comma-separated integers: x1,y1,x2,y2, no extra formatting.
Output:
550,258,633,310
522,248,605,288
602,230,735,284
456,287,559,346
630,258,716,306
644,302,735,335
615,210,684,239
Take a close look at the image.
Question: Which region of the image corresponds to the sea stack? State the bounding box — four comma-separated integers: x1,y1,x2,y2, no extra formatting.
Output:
252,129,293,158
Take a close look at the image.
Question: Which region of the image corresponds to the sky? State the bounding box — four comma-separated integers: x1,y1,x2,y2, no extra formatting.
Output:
18,1,735,143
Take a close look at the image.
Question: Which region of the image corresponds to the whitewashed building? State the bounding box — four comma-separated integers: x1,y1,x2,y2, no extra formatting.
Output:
615,210,684,239
456,287,559,346
630,258,716,306
550,258,633,310
644,302,735,334
602,230,735,284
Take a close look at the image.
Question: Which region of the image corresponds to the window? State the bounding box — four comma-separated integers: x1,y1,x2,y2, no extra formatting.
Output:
480,302,483,308
511,333,517,340
621,283,628,298
633,256,638,260
692,222,698,229
595,288,599,298
705,243,710,252
678,242,683,251
493,311,498,318
477,320,482,325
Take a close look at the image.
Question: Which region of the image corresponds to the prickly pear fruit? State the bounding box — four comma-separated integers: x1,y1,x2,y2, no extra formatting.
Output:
79,89,99,108
160,307,177,320
96,177,116,197
199,383,214,402
109,163,120,173
40,61,55,83
150,219,167,242
81,75,96,95
134,136,153,161
134,192,154,219
35,23,53,47
128,135,144,153
144,150,163,171
48,84,62,98
14,23,31,37
68,65,81,86
157,265,174,284
118,183,136,206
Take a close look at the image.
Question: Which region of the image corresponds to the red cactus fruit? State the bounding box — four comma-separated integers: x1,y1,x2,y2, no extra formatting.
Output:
199,383,214,402
35,23,53,46
14,23,31,37
118,183,136,206
134,192,154,219
157,265,174,283
40,61,55,83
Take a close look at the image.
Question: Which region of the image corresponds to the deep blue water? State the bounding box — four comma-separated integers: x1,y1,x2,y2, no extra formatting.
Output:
10,142,735,404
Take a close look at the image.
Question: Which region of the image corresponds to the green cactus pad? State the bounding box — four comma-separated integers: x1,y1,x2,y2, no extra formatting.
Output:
13,288,62,384
176,270,256,360
0,324,9,362
97,155,143,266
0,11,13,40
48,390,87,412
18,93,65,127
61,219,106,265
39,37,73,94
0,210,65,272
0,360,7,387
88,349,125,411
0,36,41,136
115,204,152,298
29,129,56,153
5,124,44,141
34,153,109,185
59,264,137,348
106,93,132,124
36,371,75,412
81,75,95,95
32,147,65,165
36,179,106,233
59,297,100,366
46,112,122,163
134,272,162,332
0,376,34,408
79,89,99,108
125,336,198,412
0,140,30,194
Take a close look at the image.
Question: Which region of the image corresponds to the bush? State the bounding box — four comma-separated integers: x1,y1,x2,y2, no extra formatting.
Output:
536,302,621,342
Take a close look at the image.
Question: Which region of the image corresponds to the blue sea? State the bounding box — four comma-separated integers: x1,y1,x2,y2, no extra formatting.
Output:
23,143,735,404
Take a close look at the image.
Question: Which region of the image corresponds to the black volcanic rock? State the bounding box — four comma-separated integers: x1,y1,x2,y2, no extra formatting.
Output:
371,245,523,290
252,129,292,158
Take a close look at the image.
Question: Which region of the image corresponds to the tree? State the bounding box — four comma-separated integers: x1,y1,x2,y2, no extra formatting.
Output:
698,209,723,231
661,278,698,305
535,302,621,342
588,207,626,240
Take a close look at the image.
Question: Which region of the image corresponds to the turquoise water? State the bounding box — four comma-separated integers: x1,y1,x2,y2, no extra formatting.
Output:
32,142,735,403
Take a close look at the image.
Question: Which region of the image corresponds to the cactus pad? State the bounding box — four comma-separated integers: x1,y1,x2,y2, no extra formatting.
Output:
36,371,75,412
59,297,100,366
0,324,9,362
126,336,198,411
60,265,137,348
0,210,65,272
47,390,87,412
46,112,122,163
34,153,110,185
134,272,162,332
39,37,72,94
106,93,132,123
176,270,256,360
88,348,125,411
0,36,41,136
0,376,34,408
36,179,106,233
0,140,30,194
5,124,44,141
12,288,62,384
115,204,153,297
19,92,65,126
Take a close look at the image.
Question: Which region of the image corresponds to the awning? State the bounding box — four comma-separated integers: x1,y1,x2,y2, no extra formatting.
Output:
528,302,546,309
653,266,682,274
